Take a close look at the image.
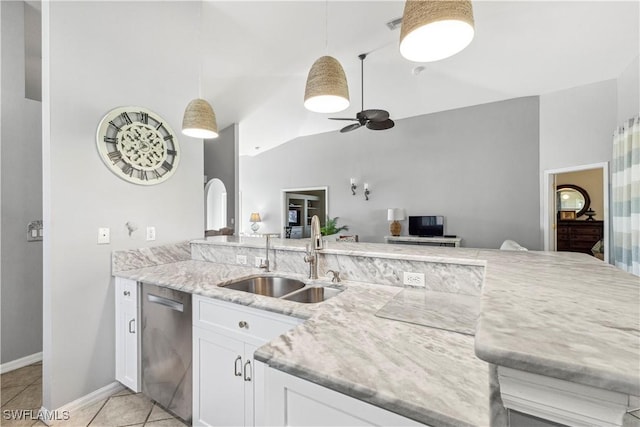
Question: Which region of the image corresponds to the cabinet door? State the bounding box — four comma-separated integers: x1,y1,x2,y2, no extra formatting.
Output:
115,278,139,392
243,343,258,427
193,326,246,427
265,367,425,427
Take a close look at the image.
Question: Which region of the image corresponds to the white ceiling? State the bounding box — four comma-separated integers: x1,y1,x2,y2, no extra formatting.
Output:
199,1,640,156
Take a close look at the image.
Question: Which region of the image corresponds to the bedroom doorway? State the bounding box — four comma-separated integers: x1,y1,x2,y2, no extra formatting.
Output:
543,163,609,263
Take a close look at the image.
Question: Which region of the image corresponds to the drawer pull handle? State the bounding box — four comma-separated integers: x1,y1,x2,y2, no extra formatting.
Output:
124,291,130,296
244,360,252,382
238,321,248,329
128,319,135,334
234,356,242,376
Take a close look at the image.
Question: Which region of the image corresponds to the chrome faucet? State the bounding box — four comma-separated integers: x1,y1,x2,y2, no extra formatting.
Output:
304,215,323,279
259,234,273,272
326,270,341,283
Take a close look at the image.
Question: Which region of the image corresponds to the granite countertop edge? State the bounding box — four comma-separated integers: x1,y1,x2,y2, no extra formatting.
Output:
474,327,640,396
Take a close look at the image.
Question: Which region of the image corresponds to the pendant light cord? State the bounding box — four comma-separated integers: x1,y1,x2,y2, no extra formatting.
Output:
198,1,204,98
324,0,328,52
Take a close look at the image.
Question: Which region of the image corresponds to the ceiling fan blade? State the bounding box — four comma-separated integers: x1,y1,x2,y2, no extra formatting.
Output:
366,119,395,131
361,109,389,122
340,123,362,133
329,117,358,121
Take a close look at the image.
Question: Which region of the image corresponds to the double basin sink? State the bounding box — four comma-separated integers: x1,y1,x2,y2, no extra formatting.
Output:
220,276,342,303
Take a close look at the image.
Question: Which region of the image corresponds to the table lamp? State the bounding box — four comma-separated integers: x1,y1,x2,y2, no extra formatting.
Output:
249,212,262,232
387,208,405,236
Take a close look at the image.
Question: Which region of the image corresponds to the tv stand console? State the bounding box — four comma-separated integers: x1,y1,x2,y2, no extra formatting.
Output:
384,235,462,247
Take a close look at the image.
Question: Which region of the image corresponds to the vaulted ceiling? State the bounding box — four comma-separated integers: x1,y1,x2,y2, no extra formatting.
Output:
198,1,639,156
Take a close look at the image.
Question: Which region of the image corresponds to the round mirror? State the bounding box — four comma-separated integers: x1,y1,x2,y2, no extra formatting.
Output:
556,184,590,218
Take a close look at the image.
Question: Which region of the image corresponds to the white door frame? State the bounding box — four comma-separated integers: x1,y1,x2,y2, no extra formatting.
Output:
543,162,609,263
281,186,329,238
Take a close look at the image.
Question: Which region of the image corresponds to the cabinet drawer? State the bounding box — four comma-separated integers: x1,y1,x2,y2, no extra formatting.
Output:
193,295,302,343
572,227,602,236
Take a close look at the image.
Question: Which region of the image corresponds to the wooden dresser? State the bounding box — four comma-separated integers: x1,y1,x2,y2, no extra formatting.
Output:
557,220,603,255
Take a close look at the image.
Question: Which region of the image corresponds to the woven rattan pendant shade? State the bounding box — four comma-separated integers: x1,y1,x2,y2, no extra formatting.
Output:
400,0,475,62
304,56,350,113
182,98,219,139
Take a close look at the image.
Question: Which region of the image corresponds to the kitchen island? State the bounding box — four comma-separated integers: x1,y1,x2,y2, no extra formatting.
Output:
112,237,639,426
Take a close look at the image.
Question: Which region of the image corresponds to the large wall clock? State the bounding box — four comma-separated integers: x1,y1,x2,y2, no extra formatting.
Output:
96,106,180,185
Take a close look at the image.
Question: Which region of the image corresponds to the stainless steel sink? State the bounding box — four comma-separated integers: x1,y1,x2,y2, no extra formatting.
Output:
282,287,343,304
220,276,306,297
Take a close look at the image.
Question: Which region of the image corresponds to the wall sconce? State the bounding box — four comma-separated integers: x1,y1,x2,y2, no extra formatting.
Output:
364,183,370,201
249,212,262,233
350,178,357,195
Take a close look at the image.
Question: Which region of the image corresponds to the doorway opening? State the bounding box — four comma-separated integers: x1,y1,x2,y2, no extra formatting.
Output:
543,163,609,263
281,187,328,239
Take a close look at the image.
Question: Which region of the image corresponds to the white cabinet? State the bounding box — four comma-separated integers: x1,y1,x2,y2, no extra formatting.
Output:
264,367,426,427
115,277,139,392
192,296,303,427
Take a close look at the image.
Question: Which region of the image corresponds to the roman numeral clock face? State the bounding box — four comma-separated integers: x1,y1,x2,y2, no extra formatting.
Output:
96,106,180,185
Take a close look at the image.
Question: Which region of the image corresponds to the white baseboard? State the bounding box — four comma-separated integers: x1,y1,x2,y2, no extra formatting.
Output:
39,381,124,426
0,352,42,374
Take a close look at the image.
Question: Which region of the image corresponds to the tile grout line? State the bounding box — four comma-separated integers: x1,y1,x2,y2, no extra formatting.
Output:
85,393,111,427
0,384,31,409
139,400,155,427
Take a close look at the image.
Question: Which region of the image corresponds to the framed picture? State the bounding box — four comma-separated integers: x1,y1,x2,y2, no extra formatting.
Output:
559,210,576,220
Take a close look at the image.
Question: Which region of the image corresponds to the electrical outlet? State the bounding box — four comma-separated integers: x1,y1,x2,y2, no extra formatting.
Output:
98,227,110,245
236,254,247,265
254,257,265,267
146,226,156,241
403,272,425,287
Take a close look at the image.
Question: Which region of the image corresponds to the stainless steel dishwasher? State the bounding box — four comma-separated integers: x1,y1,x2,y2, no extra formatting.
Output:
141,283,192,423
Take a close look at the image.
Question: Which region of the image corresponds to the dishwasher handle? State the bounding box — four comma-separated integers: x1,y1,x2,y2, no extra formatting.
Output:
147,293,184,312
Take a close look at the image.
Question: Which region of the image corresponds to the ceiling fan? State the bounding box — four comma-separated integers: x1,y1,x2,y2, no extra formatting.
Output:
330,53,395,133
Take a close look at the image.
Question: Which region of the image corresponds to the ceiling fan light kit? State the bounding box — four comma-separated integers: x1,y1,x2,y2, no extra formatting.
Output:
182,98,219,139
304,56,350,113
400,0,475,62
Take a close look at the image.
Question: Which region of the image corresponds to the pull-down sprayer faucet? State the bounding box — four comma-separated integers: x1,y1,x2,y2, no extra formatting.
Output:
304,215,323,279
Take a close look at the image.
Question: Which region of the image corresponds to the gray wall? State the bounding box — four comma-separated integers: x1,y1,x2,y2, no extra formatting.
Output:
1,0,43,365
241,97,541,250
204,123,238,231
617,55,639,124
539,79,617,173
42,1,203,409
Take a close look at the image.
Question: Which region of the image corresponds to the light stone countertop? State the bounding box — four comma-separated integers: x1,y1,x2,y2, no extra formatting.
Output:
114,238,640,425
193,237,640,397
114,259,492,427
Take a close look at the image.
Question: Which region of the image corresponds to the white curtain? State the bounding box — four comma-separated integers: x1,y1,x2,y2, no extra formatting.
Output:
611,116,640,276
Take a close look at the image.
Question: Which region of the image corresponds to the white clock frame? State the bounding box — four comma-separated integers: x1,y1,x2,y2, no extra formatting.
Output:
96,106,180,185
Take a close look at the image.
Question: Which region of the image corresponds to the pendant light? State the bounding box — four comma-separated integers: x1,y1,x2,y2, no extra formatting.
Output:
182,99,218,139
303,2,350,113
304,56,350,113
182,3,219,139
399,0,475,63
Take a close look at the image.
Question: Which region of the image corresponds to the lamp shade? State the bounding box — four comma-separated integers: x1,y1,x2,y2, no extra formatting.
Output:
304,56,350,113
387,208,405,221
249,212,262,223
182,98,219,139
399,0,475,62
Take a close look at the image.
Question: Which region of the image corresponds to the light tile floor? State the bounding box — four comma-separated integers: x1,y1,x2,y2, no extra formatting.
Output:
1,363,187,426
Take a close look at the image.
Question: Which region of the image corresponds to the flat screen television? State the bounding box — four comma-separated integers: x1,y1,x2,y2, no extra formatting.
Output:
408,216,444,237
288,209,300,226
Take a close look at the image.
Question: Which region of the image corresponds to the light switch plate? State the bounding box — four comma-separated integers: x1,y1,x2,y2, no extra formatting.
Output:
146,226,156,241
236,255,247,265
98,227,110,244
